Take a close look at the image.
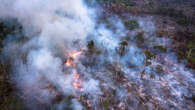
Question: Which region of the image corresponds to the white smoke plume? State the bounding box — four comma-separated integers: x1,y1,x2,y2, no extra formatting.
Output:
0,0,128,109
1,0,195,110
0,0,101,109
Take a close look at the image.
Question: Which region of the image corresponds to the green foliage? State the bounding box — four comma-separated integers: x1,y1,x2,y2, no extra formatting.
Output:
144,50,156,60
119,40,128,46
148,1,154,7
153,45,167,52
124,20,139,30
141,70,146,75
120,36,131,41
145,105,149,110
136,32,145,45
87,40,95,50
174,30,195,67
124,36,131,41
87,40,102,55
186,41,195,64
0,62,26,110
145,61,152,66
176,16,194,26
0,19,23,52
118,0,136,7
188,57,195,63
0,96,26,110
0,19,26,109
174,30,195,68
101,99,110,110
186,41,195,49
100,0,136,7
150,73,155,79
156,65,164,74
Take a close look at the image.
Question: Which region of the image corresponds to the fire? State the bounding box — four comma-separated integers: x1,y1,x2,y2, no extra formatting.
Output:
73,69,83,91
65,58,73,67
65,50,83,67
72,51,83,59
64,50,84,91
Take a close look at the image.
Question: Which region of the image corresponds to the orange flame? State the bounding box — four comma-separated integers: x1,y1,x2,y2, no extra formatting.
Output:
73,70,83,91
65,59,73,67
64,50,84,91
65,50,83,67
72,51,83,59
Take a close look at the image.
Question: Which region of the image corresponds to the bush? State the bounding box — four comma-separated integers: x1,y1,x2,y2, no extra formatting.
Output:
144,50,156,60
156,65,164,75
176,16,194,26
0,19,23,52
124,20,139,30
87,40,101,55
153,45,167,52
135,32,145,45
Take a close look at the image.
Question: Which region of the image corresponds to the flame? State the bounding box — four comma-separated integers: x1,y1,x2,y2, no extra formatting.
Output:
73,69,83,91
64,50,84,91
72,51,83,59
65,59,73,67
65,50,83,67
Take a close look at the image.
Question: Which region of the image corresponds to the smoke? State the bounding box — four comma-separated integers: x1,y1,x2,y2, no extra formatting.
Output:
1,0,195,110
1,0,128,109
0,0,99,109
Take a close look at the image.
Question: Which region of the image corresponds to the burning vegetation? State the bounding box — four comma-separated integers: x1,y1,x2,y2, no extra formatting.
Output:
65,50,84,91
0,0,195,110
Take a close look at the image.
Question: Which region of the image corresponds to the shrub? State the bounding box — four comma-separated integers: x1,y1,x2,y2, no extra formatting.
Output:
176,16,194,26
87,40,101,55
101,98,110,109
124,20,139,30
135,32,145,45
144,50,156,60
124,36,131,41
156,65,164,75
153,45,167,52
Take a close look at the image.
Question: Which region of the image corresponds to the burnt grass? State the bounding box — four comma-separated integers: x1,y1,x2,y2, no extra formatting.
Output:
0,0,195,109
